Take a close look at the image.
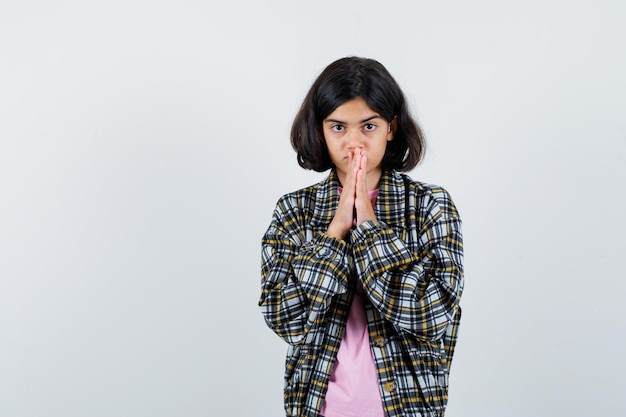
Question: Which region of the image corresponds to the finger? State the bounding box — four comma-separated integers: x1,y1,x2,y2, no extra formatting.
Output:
355,149,365,178
360,152,367,173
357,153,368,192
355,168,375,225
346,151,359,190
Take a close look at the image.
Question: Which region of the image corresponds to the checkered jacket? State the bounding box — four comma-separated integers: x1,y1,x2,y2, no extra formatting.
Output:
259,169,464,417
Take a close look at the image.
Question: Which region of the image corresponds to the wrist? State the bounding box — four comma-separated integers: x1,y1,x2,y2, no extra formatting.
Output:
326,222,349,241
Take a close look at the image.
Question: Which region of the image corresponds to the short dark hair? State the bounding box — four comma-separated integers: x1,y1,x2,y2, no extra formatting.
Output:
291,56,426,172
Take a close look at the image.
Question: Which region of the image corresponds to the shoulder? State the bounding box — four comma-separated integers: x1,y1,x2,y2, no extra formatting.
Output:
399,172,460,218
276,179,322,206
273,175,329,218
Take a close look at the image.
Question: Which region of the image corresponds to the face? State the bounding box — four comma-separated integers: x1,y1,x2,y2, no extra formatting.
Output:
322,97,395,187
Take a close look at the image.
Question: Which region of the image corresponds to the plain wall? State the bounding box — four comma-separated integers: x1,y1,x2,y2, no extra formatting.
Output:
1,1,625,416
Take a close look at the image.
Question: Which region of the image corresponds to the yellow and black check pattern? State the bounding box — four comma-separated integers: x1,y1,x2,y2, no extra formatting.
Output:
259,169,464,417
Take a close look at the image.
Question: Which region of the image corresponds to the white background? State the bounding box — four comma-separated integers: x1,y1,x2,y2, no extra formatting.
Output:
1,1,625,416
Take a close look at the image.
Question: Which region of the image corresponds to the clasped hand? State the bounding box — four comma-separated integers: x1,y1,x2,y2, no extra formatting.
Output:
326,149,376,240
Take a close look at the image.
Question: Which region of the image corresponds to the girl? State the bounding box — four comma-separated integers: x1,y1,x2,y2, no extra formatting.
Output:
259,57,464,417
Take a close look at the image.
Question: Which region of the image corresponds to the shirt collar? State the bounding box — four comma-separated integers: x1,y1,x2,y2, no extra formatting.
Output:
310,168,407,230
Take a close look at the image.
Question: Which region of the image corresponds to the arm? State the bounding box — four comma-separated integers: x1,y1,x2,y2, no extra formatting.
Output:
351,188,464,342
258,195,352,346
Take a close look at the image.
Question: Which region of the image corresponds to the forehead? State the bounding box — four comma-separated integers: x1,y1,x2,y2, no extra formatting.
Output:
324,97,381,122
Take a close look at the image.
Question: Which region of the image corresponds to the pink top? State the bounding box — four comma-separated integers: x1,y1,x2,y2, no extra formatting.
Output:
321,189,384,417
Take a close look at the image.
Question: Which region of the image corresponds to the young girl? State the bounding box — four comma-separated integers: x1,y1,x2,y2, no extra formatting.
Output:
259,57,464,417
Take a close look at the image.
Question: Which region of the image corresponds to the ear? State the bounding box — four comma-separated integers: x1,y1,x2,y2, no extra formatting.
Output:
387,116,398,141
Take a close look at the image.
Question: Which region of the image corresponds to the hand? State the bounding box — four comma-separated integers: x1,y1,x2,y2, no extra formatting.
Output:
326,149,376,240
354,150,375,225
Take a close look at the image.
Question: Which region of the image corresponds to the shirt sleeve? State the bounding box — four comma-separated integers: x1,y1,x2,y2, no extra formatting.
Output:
258,195,352,346
351,188,464,342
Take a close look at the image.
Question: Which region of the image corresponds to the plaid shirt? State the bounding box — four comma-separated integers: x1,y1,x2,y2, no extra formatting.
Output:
259,169,464,417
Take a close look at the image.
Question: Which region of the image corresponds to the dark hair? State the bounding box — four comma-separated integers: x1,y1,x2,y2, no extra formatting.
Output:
291,56,426,172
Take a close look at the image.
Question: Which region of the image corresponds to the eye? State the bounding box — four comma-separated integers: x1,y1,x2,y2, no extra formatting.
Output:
331,125,345,132
364,123,377,131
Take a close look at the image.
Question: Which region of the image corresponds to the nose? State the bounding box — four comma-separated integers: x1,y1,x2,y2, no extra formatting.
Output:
346,129,364,149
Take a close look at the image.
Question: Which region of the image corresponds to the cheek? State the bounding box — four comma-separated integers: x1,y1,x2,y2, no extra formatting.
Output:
325,144,342,160
365,141,389,162
368,139,387,153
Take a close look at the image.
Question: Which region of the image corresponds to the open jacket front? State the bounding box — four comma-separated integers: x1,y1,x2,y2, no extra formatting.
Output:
259,169,464,417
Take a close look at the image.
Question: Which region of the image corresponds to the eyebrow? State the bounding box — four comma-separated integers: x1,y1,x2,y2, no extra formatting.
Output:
324,115,383,124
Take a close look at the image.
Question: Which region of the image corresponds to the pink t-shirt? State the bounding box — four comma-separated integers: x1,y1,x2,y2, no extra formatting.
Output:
321,189,385,417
